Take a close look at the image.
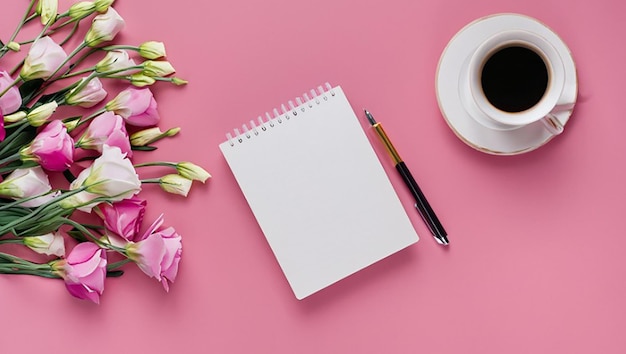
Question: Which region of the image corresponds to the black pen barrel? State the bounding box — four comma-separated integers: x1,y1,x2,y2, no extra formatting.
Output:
395,162,447,239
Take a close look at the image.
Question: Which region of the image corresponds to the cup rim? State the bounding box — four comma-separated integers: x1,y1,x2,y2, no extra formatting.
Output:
468,29,565,127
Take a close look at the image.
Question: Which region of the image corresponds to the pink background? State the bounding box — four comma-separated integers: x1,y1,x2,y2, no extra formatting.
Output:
1,0,625,353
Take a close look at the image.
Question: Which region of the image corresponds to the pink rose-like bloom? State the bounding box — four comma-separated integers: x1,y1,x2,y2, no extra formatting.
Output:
26,120,74,171
100,197,146,241
0,70,21,115
65,77,107,108
52,242,107,304
105,88,159,127
126,215,182,291
77,111,131,156
20,36,68,81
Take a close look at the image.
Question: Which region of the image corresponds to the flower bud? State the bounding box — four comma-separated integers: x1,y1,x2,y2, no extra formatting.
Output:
95,50,137,74
4,111,26,123
171,77,188,85
65,77,107,108
7,42,20,52
159,174,192,197
129,73,155,87
130,127,180,146
94,0,115,12
63,117,81,132
27,101,58,127
24,232,65,257
37,0,58,25
142,61,175,77
68,1,97,21
85,7,125,47
176,162,211,183
138,41,166,59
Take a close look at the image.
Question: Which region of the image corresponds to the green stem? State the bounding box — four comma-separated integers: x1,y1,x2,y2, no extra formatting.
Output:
107,258,131,271
0,186,90,237
0,258,59,278
59,22,80,47
75,107,105,128
0,152,21,166
0,77,21,99
63,219,125,254
9,59,25,77
61,66,97,79
0,0,37,59
134,161,177,168
141,179,161,184
0,239,23,245
101,45,139,52
97,64,145,78
0,122,29,157
48,41,88,81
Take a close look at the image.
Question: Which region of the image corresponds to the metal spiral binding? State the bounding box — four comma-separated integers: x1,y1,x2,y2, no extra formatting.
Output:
225,82,336,146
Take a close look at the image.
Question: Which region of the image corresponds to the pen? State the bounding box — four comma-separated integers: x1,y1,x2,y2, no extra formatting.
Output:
364,109,449,246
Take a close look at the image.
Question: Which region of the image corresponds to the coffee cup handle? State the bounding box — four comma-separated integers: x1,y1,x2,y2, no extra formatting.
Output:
540,113,564,135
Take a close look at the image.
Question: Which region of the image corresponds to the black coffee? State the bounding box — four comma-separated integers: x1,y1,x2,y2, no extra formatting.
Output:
480,46,548,113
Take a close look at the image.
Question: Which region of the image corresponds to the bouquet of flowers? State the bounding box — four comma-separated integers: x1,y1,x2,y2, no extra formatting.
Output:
0,0,208,303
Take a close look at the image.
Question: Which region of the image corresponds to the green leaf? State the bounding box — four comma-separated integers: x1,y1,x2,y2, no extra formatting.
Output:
131,145,158,151
19,79,44,106
106,270,124,278
35,86,74,106
63,170,76,183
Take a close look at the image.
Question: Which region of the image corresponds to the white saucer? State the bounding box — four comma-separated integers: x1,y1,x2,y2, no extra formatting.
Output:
435,14,578,155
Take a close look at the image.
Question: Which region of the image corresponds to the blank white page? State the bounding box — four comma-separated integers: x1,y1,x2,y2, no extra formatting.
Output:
219,85,418,299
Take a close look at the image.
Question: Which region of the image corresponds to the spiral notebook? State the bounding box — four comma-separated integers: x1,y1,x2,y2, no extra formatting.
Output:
219,84,418,299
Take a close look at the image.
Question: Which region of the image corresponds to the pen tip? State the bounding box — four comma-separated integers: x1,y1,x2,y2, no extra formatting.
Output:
435,235,450,246
363,109,376,125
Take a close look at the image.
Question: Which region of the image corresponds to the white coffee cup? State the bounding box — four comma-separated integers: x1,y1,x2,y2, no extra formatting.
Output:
466,29,573,135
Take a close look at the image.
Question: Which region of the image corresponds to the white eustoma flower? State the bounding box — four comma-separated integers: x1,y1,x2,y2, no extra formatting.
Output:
60,145,141,211
85,7,125,47
20,36,68,81
65,77,108,108
0,166,57,207
95,50,138,74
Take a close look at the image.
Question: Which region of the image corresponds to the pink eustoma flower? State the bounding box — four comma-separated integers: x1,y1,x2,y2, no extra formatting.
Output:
23,120,74,171
52,242,107,304
0,70,21,115
126,215,182,291
77,111,132,157
0,112,4,142
99,197,146,241
105,88,159,127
